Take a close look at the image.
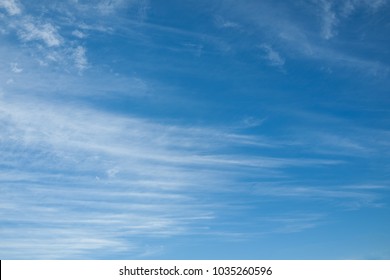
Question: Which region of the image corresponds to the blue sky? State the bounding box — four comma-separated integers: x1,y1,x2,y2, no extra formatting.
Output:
0,0,389,259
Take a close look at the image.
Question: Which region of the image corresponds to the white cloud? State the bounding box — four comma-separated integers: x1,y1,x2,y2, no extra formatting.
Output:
217,0,389,75
73,46,88,71
0,91,353,258
306,0,357,40
367,0,388,9
10,62,22,73
97,0,126,15
261,214,325,233
290,130,371,157
1,7,90,73
137,0,150,21
18,20,62,47
259,44,285,66
97,0,149,18
0,0,21,15
0,95,250,257
0,227,133,259
343,0,388,15
183,43,203,57
318,0,388,39
319,0,338,39
72,29,86,38
0,80,387,258
78,22,114,33
254,183,384,209
214,15,240,29
239,116,266,129
107,167,120,178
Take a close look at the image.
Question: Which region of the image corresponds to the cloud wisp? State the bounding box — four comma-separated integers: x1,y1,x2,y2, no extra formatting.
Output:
0,0,90,73
318,0,338,40
1,91,387,258
214,0,389,75
259,44,285,67
18,20,63,47
1,0,389,260
0,0,22,15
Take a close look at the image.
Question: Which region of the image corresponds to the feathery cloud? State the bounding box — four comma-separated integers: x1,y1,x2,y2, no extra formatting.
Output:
10,62,23,73
73,46,88,71
343,0,388,16
214,15,240,29
0,0,21,15
97,0,127,15
18,20,62,47
72,29,86,39
319,0,338,39
259,44,285,67
1,0,389,259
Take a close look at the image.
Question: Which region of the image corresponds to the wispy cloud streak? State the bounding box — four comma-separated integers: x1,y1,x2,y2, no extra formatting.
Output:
217,0,389,75
18,20,62,47
1,89,387,258
0,0,21,15
259,44,285,67
1,0,389,259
